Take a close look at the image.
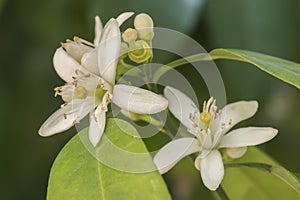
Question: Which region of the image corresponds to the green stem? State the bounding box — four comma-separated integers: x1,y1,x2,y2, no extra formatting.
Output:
152,53,212,83
216,185,230,200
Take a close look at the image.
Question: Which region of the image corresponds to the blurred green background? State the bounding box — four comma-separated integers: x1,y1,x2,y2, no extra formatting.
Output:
1,0,300,199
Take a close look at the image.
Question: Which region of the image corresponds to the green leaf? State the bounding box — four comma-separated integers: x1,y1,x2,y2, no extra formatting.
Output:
47,118,171,200
222,147,300,199
225,163,300,194
295,173,300,181
210,48,300,89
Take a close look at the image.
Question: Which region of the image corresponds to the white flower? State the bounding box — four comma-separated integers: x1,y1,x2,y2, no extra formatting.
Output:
154,86,278,191
39,13,168,147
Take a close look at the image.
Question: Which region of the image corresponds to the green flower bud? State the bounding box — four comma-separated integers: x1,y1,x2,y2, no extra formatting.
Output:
120,42,129,59
128,40,152,64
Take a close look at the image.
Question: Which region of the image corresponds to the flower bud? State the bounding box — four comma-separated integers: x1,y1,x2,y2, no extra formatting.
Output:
128,40,152,63
225,147,247,159
122,28,138,43
120,42,129,59
134,13,154,41
194,156,201,171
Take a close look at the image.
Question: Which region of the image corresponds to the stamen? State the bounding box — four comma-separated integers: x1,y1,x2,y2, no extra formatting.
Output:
60,42,66,51
63,113,67,119
54,87,61,97
72,120,77,126
209,99,216,113
202,100,207,112
206,97,214,112
73,36,95,48
73,36,79,42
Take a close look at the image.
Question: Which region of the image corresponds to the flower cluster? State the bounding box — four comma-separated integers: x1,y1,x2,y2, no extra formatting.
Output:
39,12,278,191
38,12,168,146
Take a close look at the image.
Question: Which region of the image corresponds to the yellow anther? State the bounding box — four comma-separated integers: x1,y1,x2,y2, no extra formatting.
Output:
54,87,61,97
73,36,79,42
122,28,138,43
74,86,87,99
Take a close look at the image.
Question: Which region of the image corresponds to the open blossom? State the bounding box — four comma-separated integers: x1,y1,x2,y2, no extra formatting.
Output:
154,86,278,190
39,13,168,146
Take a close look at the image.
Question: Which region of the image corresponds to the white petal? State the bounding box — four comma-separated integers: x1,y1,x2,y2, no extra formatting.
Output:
94,16,103,45
81,49,99,75
63,40,93,62
154,138,201,174
112,84,168,114
219,127,278,148
88,106,106,147
53,47,90,83
98,19,121,85
222,101,258,128
210,101,259,140
200,150,224,191
164,86,198,130
116,12,134,26
39,97,96,136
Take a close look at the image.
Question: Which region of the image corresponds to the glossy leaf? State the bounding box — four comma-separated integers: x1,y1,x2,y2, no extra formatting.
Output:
222,147,300,199
210,48,300,89
47,118,171,200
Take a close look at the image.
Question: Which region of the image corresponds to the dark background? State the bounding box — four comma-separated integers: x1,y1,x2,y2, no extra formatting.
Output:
0,0,300,199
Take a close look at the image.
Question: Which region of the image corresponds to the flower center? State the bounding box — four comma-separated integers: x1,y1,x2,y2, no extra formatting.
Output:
74,86,87,99
199,97,216,131
199,112,212,129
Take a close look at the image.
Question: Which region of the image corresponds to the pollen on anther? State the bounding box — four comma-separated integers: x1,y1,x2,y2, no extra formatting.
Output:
73,36,79,42
60,42,66,49
72,120,77,126
54,87,61,97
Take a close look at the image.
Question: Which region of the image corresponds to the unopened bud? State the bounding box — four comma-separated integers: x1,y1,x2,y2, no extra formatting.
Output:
128,40,152,63
122,28,138,43
226,147,247,159
134,13,154,41
194,156,201,171
120,42,129,58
